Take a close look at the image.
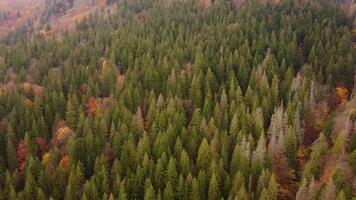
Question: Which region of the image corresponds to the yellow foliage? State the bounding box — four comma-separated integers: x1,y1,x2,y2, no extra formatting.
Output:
56,127,73,141
297,146,308,168
42,153,50,165
352,27,356,35
349,109,356,122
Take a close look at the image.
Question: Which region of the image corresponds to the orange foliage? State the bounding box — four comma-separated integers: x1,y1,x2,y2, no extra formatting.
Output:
87,97,99,114
336,86,348,103
59,155,70,171
297,146,308,168
57,127,73,141
16,140,26,174
51,121,73,146
272,152,296,199
52,126,73,146
320,163,336,183
22,82,43,96
22,82,31,92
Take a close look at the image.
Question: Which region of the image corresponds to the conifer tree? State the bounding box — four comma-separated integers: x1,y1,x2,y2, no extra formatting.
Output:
208,173,220,200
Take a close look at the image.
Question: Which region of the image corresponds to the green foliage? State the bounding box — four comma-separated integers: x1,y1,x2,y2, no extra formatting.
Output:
0,0,354,199
350,149,356,173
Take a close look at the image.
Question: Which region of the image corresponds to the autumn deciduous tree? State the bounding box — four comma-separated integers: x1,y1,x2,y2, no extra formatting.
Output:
336,87,348,103
60,155,70,171
17,140,27,174
87,97,99,114
0,0,354,199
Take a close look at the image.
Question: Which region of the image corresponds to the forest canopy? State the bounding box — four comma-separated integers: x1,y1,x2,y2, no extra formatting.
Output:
0,0,355,199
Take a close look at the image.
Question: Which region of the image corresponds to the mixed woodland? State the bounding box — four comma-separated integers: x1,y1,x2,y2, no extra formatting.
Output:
0,0,355,199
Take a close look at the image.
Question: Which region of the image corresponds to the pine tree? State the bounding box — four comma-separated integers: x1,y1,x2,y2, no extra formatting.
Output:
295,179,308,200
208,173,220,200
176,175,186,200
197,139,211,170
24,173,37,200
144,179,156,200
6,139,17,171
336,191,345,200
65,97,77,129
322,179,337,200
163,182,174,200
179,149,191,177
268,175,278,200
285,127,297,168
166,157,178,187
37,188,47,200
118,182,127,200
190,178,201,200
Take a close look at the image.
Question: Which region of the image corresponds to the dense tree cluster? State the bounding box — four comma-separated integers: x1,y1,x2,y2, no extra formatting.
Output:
0,0,355,199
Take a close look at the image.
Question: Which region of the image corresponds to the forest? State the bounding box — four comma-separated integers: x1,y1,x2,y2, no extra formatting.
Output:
0,0,355,199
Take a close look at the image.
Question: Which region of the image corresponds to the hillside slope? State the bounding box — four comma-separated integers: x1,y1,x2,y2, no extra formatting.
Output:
0,0,116,37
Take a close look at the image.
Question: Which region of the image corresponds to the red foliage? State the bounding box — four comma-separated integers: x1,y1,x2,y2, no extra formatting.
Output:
87,97,98,114
59,155,70,171
16,140,27,174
